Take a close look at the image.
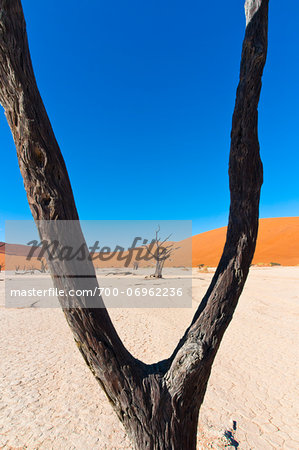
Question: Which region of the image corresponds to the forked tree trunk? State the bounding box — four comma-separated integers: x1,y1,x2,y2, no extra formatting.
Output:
0,1,269,448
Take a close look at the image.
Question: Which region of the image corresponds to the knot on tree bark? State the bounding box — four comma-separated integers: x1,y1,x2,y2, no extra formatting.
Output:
166,338,205,392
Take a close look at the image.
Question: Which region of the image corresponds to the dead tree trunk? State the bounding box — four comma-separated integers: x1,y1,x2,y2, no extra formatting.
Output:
0,0,269,448
154,260,163,278
145,226,178,278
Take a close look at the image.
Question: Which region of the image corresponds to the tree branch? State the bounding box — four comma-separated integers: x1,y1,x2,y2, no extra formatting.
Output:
0,0,146,421
166,0,269,397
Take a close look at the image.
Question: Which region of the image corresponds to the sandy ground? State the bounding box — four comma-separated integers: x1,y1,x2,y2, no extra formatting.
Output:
0,266,298,449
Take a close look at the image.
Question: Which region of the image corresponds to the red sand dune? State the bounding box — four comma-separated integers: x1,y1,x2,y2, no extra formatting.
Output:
191,217,299,267
0,217,298,269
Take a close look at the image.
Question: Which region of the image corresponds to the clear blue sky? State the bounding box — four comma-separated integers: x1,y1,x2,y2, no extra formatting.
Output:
0,0,298,241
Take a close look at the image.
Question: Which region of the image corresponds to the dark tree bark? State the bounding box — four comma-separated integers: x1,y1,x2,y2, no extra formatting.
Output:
0,0,269,448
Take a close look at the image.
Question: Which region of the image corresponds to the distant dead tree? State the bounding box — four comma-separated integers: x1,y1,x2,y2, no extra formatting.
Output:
0,0,269,448
40,259,47,273
144,226,179,278
34,259,47,273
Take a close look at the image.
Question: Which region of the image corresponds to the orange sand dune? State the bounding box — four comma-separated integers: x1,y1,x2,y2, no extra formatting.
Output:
0,242,42,271
191,217,299,267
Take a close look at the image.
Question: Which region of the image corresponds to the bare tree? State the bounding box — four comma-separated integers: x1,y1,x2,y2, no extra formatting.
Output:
40,259,47,273
0,0,269,448
0,243,4,273
144,226,179,278
34,259,47,273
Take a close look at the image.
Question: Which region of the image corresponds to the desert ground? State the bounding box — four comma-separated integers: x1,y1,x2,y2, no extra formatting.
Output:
0,266,298,449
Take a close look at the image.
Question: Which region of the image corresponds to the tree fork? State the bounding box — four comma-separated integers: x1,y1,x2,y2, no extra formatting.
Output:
0,0,269,448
